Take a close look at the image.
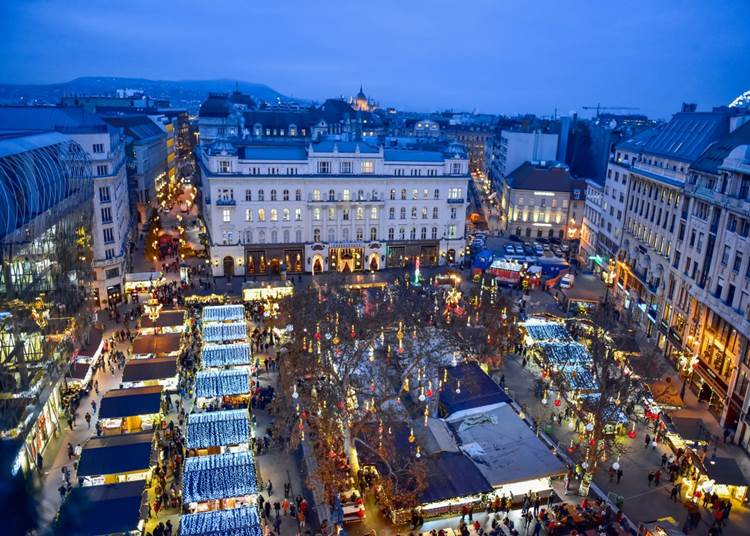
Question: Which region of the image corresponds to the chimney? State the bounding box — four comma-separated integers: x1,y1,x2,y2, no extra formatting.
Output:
681,103,697,113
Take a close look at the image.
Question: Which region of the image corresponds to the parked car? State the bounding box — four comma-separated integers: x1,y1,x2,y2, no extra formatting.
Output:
514,244,525,255
560,273,575,289
543,243,552,251
523,244,535,256
508,234,523,243
553,247,563,257
534,244,544,256
561,244,570,253
505,244,515,255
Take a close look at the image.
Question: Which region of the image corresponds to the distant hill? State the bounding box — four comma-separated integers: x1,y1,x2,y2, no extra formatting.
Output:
0,76,295,110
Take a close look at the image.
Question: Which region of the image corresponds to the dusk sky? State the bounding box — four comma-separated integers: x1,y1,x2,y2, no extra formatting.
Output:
1,0,749,118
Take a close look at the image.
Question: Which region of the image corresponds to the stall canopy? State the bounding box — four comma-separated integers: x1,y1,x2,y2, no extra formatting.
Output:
55,481,146,536
69,328,105,381
180,506,262,536
187,409,250,450
420,452,494,504
447,404,565,487
99,386,163,419
522,319,571,343
202,322,248,343
539,342,591,369
183,451,258,503
132,333,182,355
439,362,511,418
202,343,252,368
123,357,178,383
196,369,250,399
125,271,162,285
140,310,186,330
669,416,713,443
77,431,153,477
705,457,749,487
203,304,245,323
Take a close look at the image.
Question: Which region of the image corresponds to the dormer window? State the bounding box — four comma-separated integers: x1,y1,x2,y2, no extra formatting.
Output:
289,124,297,136
318,161,331,174
254,124,262,137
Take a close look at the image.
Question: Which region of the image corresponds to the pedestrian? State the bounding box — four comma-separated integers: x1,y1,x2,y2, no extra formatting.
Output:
647,471,655,487
670,483,681,502
298,510,306,529
654,469,662,486
85,412,92,428
94,380,99,395
533,520,542,536
36,452,44,474
661,453,668,467
608,466,616,483
644,434,651,449
267,479,273,496
617,468,623,484
273,515,282,533
58,485,67,499
67,442,74,460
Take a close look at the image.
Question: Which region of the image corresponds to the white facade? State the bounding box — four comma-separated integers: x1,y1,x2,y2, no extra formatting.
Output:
199,142,469,276
598,143,643,257
486,130,558,187
580,179,604,260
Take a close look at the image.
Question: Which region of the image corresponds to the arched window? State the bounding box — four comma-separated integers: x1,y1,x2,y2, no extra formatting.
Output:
295,229,302,242
283,189,289,201
401,189,407,200
289,124,297,136
421,227,427,239
258,208,266,222
370,227,377,241
357,189,364,201
389,207,395,219
328,228,336,242
282,208,290,221
270,189,277,201
245,209,253,222
410,227,417,240
388,228,395,240
283,230,290,243
258,189,265,201
356,228,364,240
421,207,428,219
328,189,335,201
313,189,320,201
342,228,350,241
271,230,278,243
411,207,417,219
270,209,278,221
356,207,364,220
390,189,396,200
399,228,405,240
258,230,266,243
431,227,437,239
247,230,254,243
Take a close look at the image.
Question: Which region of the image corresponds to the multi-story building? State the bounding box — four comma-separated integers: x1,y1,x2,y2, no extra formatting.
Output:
580,179,604,267
485,130,558,191
680,118,750,435
0,106,133,307
499,161,581,241
0,132,94,474
198,139,469,276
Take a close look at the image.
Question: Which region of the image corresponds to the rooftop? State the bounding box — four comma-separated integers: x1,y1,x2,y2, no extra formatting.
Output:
505,161,575,192
691,119,750,174
642,108,734,162
0,105,111,135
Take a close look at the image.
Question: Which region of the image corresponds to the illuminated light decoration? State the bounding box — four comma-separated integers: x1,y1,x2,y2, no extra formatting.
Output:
541,390,548,405
201,343,251,368
202,304,245,323
146,297,162,322
292,384,299,400
402,377,410,392
518,411,525,420
627,423,637,439
533,191,555,197
418,387,426,403
202,321,248,343
182,451,258,504
180,505,261,536
585,422,594,432
554,395,561,407
187,409,250,450
568,420,575,430
426,381,433,398
370,382,376,393
589,438,596,447
195,369,251,399
408,427,416,443
581,461,589,470
415,446,421,459
455,380,461,394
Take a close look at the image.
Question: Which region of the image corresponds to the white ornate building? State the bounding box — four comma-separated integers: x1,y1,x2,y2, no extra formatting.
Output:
198,139,469,276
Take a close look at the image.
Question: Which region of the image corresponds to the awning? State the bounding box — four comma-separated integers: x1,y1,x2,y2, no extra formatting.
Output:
195,369,250,399
201,343,252,368
139,310,186,329
132,333,182,355
705,457,749,487
420,451,494,504
187,409,250,449
122,357,177,383
183,451,258,503
125,271,162,284
79,328,104,358
180,506,262,536
669,416,711,443
55,481,146,536
77,431,153,477
99,386,163,419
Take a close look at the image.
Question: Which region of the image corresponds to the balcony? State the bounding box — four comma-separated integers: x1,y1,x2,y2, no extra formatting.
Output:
685,182,750,218
307,193,384,204
216,198,236,206
447,198,465,204
689,286,750,340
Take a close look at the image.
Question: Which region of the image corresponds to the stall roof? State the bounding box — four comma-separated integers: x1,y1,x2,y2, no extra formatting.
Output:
140,310,186,329
447,404,566,487
203,304,245,323
122,357,178,383
125,271,162,283
180,505,262,536
187,409,250,449
439,362,511,417
69,361,92,380
183,451,258,503
132,333,182,355
77,431,153,477
201,343,252,368
56,481,145,536
705,457,749,487
79,328,104,358
99,386,163,419
195,369,250,398
669,416,712,443
420,452,494,504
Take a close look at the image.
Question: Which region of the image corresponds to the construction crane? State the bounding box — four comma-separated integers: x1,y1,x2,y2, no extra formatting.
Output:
582,104,641,117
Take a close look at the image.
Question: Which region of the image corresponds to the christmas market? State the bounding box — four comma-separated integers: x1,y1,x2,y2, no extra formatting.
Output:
202,321,249,343
179,505,262,536
55,481,148,536
76,431,156,486
138,309,187,334
132,333,183,357
202,304,246,323
67,327,105,388
201,343,252,369
98,386,163,434
186,409,250,453
182,451,259,511
121,357,179,389
195,369,251,405
242,279,296,300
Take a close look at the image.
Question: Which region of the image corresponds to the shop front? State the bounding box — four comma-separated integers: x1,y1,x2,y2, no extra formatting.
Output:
245,246,304,275
386,240,440,269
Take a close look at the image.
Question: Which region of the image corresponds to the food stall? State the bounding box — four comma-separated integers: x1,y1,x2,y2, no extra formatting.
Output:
76,431,155,486
98,386,163,434
186,409,250,456
521,318,571,345
488,259,522,287
67,328,105,389
124,272,165,300
202,322,248,344
55,481,147,536
131,333,183,358
700,457,748,502
182,451,258,513
121,357,178,389
242,280,295,301
180,506,261,536
664,416,711,453
201,343,252,369
202,304,246,324
195,369,251,408
138,309,186,335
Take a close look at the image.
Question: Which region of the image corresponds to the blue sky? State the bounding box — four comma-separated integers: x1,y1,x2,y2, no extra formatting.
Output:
1,0,748,118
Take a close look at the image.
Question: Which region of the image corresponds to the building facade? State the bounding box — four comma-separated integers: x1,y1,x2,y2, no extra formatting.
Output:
198,140,469,276
485,130,558,191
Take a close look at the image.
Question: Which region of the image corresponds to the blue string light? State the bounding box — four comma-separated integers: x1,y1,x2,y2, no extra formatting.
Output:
180,506,262,536
201,343,252,368
183,452,258,504
202,305,246,323
203,322,248,343
187,409,250,449
195,369,250,399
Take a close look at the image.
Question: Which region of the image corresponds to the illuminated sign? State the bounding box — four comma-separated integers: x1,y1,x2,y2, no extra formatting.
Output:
533,192,555,197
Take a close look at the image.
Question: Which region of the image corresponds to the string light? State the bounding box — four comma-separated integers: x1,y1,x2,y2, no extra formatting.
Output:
201,343,251,368
187,410,250,450
183,452,258,504
195,369,250,399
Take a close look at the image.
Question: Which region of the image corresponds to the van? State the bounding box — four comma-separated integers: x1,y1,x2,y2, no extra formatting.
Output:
560,274,575,289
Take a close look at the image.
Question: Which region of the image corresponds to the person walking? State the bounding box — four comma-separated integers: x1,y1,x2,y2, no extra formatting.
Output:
670,483,681,502
647,471,655,487
267,479,273,496
654,469,662,486
617,467,624,484
85,412,92,428
644,434,651,449
67,442,75,461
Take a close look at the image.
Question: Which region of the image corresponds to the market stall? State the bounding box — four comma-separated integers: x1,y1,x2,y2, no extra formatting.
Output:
138,309,187,335
76,431,155,486
121,357,178,389
187,409,250,455
201,343,252,369
202,322,248,343
438,362,511,418
195,369,251,407
664,416,712,453
521,318,571,345
54,481,147,536
203,304,246,323
180,506,262,536
701,457,748,502
131,333,183,357
67,328,105,389
98,386,163,434
242,280,295,300
182,451,258,512
124,271,165,299
488,259,522,287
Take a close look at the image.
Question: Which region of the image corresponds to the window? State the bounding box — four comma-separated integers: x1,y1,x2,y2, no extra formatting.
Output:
105,252,116,264
295,189,302,201
343,228,350,241
283,189,289,201
399,228,406,240
433,207,439,219
258,189,265,201
388,228,395,240
258,208,266,222
361,161,374,174
450,207,457,219
343,209,350,221
313,228,321,242
370,227,377,240
283,208,290,221
271,230,278,242
341,161,353,174
222,209,231,223
93,143,104,154
401,189,407,200
448,188,462,200
421,227,427,239
102,227,114,244
721,245,731,265
312,189,320,201
270,190,276,201
317,161,331,174
400,207,406,219
370,207,378,219
295,208,302,221
219,160,231,173
356,228,364,240
431,227,438,239
448,224,457,239
313,208,321,221
734,252,743,272
390,189,396,200
434,189,440,200
328,228,336,242
283,230,290,243
343,189,351,201
96,164,108,176
100,207,112,224
245,209,253,222
328,189,336,201
356,207,364,220
245,189,252,201
328,207,336,220
389,208,395,219
98,187,110,203
411,207,417,219
357,189,364,201
412,189,418,200
258,230,265,243
451,163,462,174
410,227,417,240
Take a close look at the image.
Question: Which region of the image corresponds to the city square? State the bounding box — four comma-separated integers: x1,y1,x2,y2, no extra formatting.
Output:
1,2,749,536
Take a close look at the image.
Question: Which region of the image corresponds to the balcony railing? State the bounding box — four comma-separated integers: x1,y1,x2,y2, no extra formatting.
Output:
447,198,465,204
216,198,236,206
307,193,383,203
